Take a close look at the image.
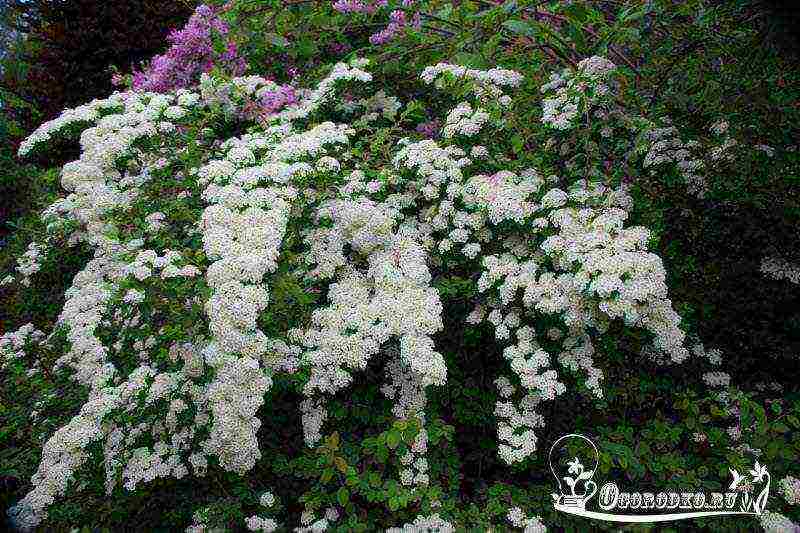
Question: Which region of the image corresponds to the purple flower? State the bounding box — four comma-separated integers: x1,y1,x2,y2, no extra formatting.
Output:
389,9,406,23
416,119,441,139
332,0,369,13
260,85,298,116
132,4,245,93
328,41,352,56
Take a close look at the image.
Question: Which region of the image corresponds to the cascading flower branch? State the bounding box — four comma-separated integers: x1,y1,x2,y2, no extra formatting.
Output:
132,4,247,93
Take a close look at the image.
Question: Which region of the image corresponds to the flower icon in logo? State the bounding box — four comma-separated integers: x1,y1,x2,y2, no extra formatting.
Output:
549,434,599,510
730,462,771,514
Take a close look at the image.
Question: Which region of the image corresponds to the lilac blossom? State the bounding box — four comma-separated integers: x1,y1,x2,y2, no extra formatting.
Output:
416,119,441,139
132,4,246,93
260,85,299,116
328,41,352,56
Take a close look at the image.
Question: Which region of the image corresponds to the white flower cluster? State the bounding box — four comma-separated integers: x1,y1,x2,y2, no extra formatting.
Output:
442,102,490,138
198,119,357,472
386,513,455,533
300,397,328,446
294,507,339,533
708,119,738,163
0,323,45,370
245,515,279,532
464,169,542,224
198,73,280,118
702,371,731,388
641,124,707,197
386,65,689,465
185,507,223,533
279,57,372,122
7,74,267,530
5,55,705,531
294,224,445,455
691,343,723,366
460,184,684,461
506,507,547,532
18,93,126,156
382,355,432,487
420,62,522,106
779,475,800,505
760,511,799,533
761,255,800,284
296,213,445,397
145,211,167,233
9,388,121,530
126,248,200,281
540,56,616,130
343,89,402,123
12,241,46,286
536,184,688,363
494,378,546,464
54,254,126,391
392,138,471,203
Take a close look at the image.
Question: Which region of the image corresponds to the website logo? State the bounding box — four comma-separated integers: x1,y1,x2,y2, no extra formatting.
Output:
549,433,770,523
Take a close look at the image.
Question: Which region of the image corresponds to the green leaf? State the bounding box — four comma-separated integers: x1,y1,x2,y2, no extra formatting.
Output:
388,496,400,511
387,430,401,449
266,33,289,48
502,19,535,38
563,4,588,23
452,52,488,70
328,432,340,450
382,59,401,76
336,487,350,507
295,38,318,59
501,1,517,14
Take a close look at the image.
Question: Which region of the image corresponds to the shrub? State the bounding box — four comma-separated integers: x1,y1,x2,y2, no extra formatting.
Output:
1,1,799,531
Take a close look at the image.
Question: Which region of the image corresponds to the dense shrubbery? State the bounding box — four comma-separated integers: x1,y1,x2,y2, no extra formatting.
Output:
1,1,799,532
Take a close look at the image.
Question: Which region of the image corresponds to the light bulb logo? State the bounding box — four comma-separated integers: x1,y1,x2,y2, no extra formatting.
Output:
549,433,599,510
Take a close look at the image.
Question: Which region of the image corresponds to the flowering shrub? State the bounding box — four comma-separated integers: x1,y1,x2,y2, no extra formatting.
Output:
2,1,799,532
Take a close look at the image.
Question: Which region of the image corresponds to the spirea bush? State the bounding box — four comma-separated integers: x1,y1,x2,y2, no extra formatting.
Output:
2,1,799,532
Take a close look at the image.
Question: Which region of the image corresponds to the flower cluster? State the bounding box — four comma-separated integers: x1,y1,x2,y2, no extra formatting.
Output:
442,102,490,138
132,4,246,93
540,56,617,130
779,476,800,506
421,62,522,105
761,255,800,284
0,323,45,371
702,371,731,388
507,507,547,532
640,123,707,197
386,513,455,532
760,511,799,533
